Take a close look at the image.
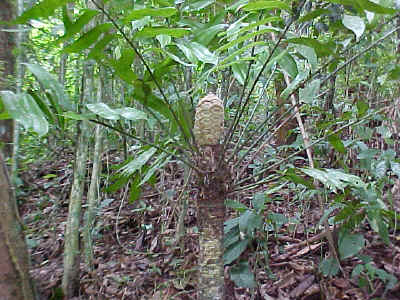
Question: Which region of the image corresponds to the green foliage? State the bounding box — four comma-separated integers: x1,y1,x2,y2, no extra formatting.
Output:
87,103,148,121
351,257,398,292
10,0,400,295
15,0,72,24
229,261,256,288
0,91,48,136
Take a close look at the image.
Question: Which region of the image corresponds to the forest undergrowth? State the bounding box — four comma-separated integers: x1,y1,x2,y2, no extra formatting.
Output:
18,147,400,300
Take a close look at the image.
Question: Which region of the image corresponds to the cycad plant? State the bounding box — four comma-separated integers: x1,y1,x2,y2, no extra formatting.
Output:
4,0,400,299
193,94,226,298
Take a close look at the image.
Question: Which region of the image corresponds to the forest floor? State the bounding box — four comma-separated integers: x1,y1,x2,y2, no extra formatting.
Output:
18,151,400,300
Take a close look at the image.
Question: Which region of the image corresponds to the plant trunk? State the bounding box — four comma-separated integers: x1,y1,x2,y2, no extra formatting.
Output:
83,70,104,269
0,0,15,159
11,0,27,184
62,119,88,298
62,70,90,297
197,145,226,300
0,152,38,300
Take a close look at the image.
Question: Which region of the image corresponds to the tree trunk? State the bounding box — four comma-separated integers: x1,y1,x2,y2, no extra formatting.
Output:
83,66,104,269
11,0,27,184
62,72,90,298
0,0,15,159
0,152,38,300
62,117,89,298
197,146,226,300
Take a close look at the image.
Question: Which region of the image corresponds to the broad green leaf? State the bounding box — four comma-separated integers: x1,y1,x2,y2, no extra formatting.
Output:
351,264,364,277
376,125,392,139
61,5,72,29
239,210,263,235
135,27,190,38
224,227,240,248
176,42,198,63
15,0,70,24
287,37,333,57
373,160,387,178
318,203,345,227
299,79,320,104
156,34,171,48
339,232,365,259
124,7,177,22
175,99,193,142
45,92,65,130
107,48,137,83
24,63,72,111
129,175,142,203
194,24,226,46
132,81,174,122
242,1,291,12
301,168,365,193
216,28,279,53
295,45,318,71
252,192,266,212
87,103,120,120
182,0,216,11
28,90,55,125
86,103,147,121
88,33,117,60
366,10,375,23
223,239,249,265
328,134,347,154
114,107,148,121
230,261,256,288
377,217,390,245
225,200,249,212
188,41,218,64
0,111,11,120
131,16,151,31
319,257,340,277
268,212,288,229
355,0,398,14
232,62,247,85
57,9,99,44
284,168,315,189
224,217,240,233
139,152,171,186
163,49,195,67
342,15,365,40
280,66,309,99
119,147,157,176
357,148,378,160
278,52,298,78
388,66,400,80
176,41,218,64
0,91,48,136
356,100,368,117
63,23,113,53
63,111,96,121
105,174,129,193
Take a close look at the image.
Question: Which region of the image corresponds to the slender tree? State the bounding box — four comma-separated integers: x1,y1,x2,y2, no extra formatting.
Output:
0,152,38,300
0,0,15,159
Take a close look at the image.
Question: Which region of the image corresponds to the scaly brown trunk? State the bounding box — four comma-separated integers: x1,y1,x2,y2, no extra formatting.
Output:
197,145,227,300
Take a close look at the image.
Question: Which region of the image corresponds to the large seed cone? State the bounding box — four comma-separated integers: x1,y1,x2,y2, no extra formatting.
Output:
193,94,224,146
